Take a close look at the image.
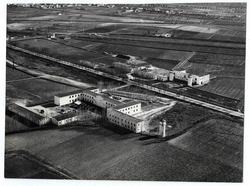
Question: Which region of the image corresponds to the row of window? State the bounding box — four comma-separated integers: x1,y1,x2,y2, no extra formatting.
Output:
69,93,82,98
83,94,94,99
119,105,139,112
69,98,80,102
109,118,137,131
106,102,115,107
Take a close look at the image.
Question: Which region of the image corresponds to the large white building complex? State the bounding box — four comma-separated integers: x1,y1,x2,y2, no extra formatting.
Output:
53,87,145,133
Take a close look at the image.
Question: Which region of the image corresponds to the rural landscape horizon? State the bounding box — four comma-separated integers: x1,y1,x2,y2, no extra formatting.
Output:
5,2,246,183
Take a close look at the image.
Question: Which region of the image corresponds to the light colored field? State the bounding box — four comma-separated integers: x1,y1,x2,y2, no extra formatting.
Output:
179,25,219,33
158,50,193,61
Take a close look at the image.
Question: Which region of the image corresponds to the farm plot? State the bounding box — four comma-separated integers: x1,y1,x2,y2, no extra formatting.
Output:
5,153,67,179
198,78,245,100
181,62,245,77
171,30,200,38
168,118,243,171
5,122,243,181
188,53,245,66
157,50,193,61
13,39,109,63
6,66,33,81
6,78,79,106
145,58,179,70
209,34,245,43
85,24,131,33
92,43,165,58
7,49,125,89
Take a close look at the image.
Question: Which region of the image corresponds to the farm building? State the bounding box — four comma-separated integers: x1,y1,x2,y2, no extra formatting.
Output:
112,101,142,116
52,112,78,126
169,70,210,86
7,104,50,126
107,108,144,133
54,87,100,106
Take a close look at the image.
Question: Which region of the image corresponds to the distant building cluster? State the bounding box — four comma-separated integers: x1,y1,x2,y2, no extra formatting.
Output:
112,59,210,87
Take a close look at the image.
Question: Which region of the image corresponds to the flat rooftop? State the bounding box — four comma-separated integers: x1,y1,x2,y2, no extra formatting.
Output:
113,101,141,110
8,104,45,121
55,89,83,98
102,95,122,105
55,87,98,98
53,112,77,121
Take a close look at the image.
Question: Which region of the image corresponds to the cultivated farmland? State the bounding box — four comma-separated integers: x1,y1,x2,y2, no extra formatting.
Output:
5,117,243,181
11,38,120,65
6,66,33,81
6,77,80,106
198,78,245,100
7,49,125,89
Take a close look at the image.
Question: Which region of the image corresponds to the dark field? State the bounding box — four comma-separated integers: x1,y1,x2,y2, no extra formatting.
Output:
12,38,119,65
6,66,33,81
7,49,125,89
5,152,72,179
6,75,79,105
198,78,245,100
5,118,243,181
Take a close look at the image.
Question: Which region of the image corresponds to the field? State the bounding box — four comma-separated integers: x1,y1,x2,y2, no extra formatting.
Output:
12,38,121,65
145,58,179,70
168,118,243,171
83,36,245,56
7,49,125,89
85,24,131,33
198,78,245,100
6,66,33,81
6,70,80,105
5,151,73,179
5,115,30,133
5,114,243,181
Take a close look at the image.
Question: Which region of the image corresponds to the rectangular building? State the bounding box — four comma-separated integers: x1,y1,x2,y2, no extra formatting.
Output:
54,90,84,106
7,104,50,126
54,87,100,106
107,109,144,133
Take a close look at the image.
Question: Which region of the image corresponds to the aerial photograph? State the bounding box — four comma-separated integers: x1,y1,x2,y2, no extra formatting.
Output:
5,2,246,182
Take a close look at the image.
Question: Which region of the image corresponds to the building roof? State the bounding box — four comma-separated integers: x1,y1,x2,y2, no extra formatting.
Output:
7,104,45,121
113,101,141,110
102,95,122,105
85,86,98,91
53,112,78,121
55,89,83,98
82,89,99,97
109,109,143,123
